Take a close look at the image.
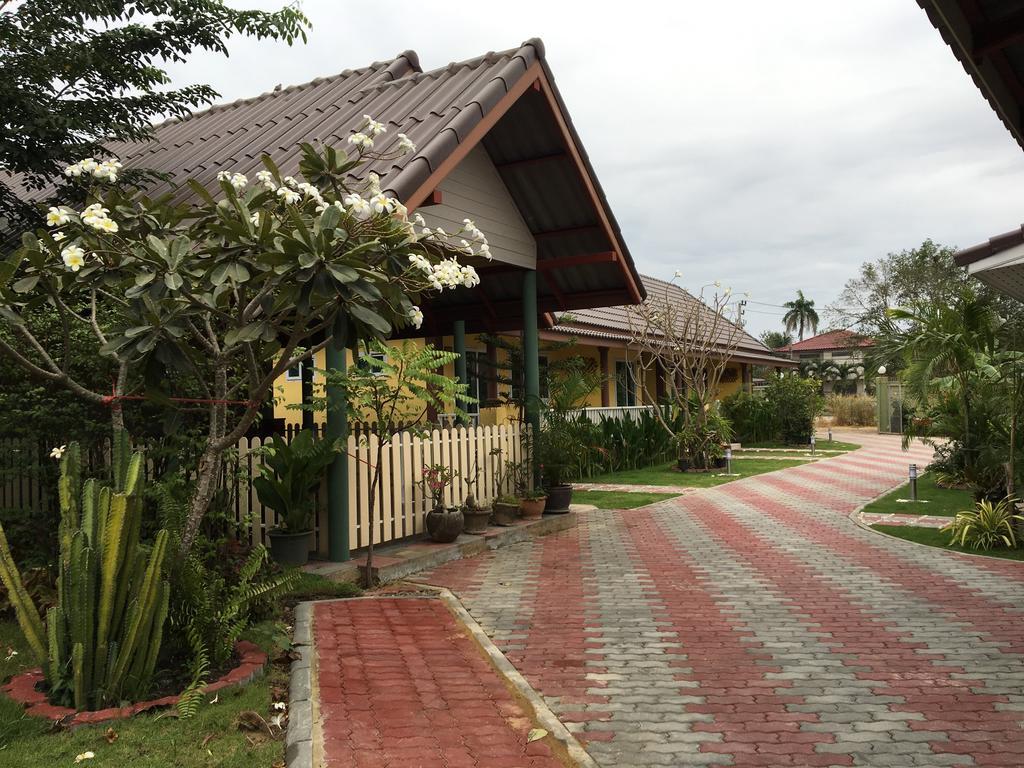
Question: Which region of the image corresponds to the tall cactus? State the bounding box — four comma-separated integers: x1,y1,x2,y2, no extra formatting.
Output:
0,435,171,710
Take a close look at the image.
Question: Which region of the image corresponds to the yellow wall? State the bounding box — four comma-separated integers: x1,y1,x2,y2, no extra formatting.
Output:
273,336,750,426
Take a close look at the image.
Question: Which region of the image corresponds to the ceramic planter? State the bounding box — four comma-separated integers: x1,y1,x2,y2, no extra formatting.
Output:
519,497,547,519
268,529,313,566
543,484,573,514
462,507,492,534
425,506,463,543
491,501,519,526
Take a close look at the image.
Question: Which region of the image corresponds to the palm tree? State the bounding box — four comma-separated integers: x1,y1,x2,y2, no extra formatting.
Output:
783,290,819,341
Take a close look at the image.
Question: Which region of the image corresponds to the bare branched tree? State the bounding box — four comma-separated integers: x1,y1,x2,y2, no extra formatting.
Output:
626,278,747,469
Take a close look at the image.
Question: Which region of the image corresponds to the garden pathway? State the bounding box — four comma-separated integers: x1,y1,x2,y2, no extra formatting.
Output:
418,431,1024,767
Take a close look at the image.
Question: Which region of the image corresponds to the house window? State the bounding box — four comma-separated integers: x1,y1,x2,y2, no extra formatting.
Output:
615,361,637,407
356,350,387,375
286,362,303,381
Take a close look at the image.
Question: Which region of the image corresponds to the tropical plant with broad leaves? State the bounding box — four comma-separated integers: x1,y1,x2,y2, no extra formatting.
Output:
0,132,490,555
942,497,1023,551
253,430,341,533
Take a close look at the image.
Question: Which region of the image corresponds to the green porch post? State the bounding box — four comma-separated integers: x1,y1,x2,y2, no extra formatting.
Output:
325,314,350,562
453,320,467,425
522,270,541,484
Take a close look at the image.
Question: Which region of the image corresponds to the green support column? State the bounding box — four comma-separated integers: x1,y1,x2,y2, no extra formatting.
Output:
325,314,350,562
453,320,467,425
522,270,541,485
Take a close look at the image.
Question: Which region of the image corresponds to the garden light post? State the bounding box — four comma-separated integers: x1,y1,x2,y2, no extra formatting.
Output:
828,427,833,442
725,446,732,475
909,463,918,502
326,314,350,562
810,434,816,455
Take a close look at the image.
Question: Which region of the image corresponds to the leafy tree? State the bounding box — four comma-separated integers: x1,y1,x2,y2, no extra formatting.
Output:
313,340,470,584
782,290,819,341
760,329,793,350
0,135,490,554
0,1,309,228
826,240,972,334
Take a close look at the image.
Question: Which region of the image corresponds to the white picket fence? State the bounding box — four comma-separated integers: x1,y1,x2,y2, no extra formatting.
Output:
2,424,528,557
570,405,656,424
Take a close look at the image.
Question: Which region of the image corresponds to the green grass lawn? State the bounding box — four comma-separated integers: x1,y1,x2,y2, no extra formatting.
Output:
739,439,861,453
863,473,973,517
589,458,808,488
572,490,680,509
871,524,1024,562
0,572,357,767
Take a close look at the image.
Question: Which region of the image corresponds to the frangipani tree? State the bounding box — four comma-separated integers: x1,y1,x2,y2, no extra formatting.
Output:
0,118,490,553
627,276,746,470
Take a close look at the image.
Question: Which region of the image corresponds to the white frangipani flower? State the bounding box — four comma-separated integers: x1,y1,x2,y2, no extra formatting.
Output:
369,193,393,214
61,245,86,272
50,445,66,460
363,115,387,136
397,133,416,154
46,207,70,227
250,212,260,226
412,213,426,227
348,132,373,150
229,173,247,191
53,232,66,242
344,193,371,219
277,187,301,205
408,305,424,329
74,752,95,764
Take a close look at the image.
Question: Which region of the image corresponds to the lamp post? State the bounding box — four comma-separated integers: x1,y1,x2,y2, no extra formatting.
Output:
810,434,816,456
827,427,833,443
909,463,918,502
725,446,732,475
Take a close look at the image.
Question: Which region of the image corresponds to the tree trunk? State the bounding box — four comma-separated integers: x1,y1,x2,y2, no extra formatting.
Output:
363,439,385,587
181,444,223,555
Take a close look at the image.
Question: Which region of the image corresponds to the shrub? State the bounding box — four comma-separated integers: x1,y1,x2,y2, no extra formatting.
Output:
942,498,1023,550
764,374,824,445
722,392,778,444
828,394,876,427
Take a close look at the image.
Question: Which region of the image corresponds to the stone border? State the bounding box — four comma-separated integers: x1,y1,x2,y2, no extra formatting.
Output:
414,584,599,768
286,601,316,768
1,640,267,727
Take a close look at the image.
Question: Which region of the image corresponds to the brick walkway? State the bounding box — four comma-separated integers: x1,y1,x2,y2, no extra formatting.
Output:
860,512,952,529
420,432,1024,767
313,597,564,768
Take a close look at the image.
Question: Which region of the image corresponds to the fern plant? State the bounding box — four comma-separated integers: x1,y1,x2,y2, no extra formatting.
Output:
942,498,1024,551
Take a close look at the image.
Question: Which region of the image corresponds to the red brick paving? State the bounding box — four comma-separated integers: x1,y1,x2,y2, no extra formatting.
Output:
420,432,1024,767
314,598,564,768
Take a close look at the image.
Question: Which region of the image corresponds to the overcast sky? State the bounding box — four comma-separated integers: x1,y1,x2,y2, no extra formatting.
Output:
165,0,1024,336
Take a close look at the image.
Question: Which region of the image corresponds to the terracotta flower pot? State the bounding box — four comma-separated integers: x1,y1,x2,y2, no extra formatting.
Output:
519,497,547,519
425,506,463,543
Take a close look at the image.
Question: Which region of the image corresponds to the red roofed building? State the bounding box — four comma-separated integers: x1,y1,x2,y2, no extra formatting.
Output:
779,330,874,395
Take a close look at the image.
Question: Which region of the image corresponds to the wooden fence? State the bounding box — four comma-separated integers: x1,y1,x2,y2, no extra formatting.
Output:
4,422,527,557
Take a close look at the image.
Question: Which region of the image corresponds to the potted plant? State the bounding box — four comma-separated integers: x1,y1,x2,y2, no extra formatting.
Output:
421,464,463,543
489,450,522,526
519,487,548,519
461,458,492,534
253,429,340,566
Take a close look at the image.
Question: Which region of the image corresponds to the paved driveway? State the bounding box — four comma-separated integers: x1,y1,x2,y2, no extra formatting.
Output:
420,433,1024,767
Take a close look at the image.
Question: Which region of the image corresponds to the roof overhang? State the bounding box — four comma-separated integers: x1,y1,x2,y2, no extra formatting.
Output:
955,230,1024,300
917,0,1024,151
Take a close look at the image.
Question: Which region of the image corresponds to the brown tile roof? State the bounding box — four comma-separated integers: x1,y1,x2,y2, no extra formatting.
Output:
955,224,1024,266
778,329,873,353
551,275,797,367
7,39,645,333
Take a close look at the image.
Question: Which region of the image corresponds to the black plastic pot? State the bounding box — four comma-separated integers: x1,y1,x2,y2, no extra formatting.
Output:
713,456,728,469
544,484,573,514
677,456,691,471
425,507,463,543
268,529,313,566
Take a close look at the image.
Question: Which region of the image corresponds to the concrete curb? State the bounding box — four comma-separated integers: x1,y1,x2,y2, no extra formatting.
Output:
286,601,316,768
411,583,600,768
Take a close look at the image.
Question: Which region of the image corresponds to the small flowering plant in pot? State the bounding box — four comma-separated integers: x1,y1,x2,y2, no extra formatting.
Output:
421,464,463,543
460,462,492,535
